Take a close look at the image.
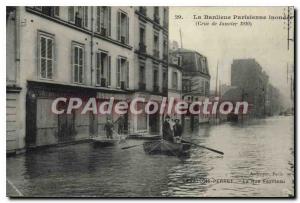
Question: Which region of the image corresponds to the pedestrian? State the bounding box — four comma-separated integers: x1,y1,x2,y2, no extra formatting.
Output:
117,115,124,134
104,118,114,139
162,115,174,142
173,119,183,143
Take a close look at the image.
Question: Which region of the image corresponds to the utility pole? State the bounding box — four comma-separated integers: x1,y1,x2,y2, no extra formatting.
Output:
179,28,183,48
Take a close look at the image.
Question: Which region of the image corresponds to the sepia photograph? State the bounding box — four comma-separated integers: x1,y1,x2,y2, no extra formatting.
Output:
6,5,295,198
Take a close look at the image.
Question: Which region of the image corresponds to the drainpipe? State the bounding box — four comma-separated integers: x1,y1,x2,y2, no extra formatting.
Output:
90,7,94,86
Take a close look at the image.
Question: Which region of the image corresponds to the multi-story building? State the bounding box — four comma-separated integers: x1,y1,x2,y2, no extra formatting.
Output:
171,48,211,125
6,6,169,154
168,52,182,121
231,58,269,117
133,7,169,135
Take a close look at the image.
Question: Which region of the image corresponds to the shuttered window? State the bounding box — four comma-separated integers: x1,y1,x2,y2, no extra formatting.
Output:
39,35,54,79
72,44,84,84
96,7,111,36
117,10,129,44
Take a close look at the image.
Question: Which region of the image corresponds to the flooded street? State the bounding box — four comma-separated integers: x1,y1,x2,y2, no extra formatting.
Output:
7,116,294,197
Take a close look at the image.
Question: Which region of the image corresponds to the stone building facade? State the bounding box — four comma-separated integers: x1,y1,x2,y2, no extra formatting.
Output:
6,6,169,153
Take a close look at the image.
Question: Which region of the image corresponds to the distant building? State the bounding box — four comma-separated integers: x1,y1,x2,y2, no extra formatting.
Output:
231,59,269,118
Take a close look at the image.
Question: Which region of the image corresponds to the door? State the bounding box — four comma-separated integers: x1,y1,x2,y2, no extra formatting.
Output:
58,111,75,143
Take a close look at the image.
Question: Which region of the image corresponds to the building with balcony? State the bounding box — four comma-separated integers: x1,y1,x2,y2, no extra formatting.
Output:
132,6,169,135
6,6,170,153
168,52,182,121
6,6,136,153
171,48,211,126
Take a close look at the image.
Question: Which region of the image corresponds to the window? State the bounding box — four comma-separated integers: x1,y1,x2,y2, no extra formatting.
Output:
117,57,129,88
96,51,111,87
72,43,84,84
96,7,111,36
153,33,159,57
54,7,59,17
163,8,168,27
162,70,167,88
139,25,145,45
139,64,145,83
154,7,159,23
39,33,54,79
69,6,88,28
153,67,159,87
117,10,129,44
172,72,178,89
36,7,59,17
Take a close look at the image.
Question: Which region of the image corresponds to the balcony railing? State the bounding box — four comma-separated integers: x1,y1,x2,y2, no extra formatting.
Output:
163,53,168,61
100,78,107,87
153,85,159,93
121,36,126,44
121,81,126,90
75,17,82,27
163,20,168,28
153,49,160,58
100,27,107,37
139,7,147,16
138,82,146,91
139,43,147,54
162,86,168,95
154,15,160,24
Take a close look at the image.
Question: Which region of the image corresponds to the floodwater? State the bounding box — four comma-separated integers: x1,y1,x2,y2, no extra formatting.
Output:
7,116,294,197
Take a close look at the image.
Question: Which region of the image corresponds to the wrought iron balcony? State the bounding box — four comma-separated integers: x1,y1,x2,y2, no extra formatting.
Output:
154,15,160,24
100,78,107,87
163,53,168,61
153,49,160,58
153,85,159,93
139,43,147,54
138,82,146,91
139,7,147,16
100,27,107,37
121,36,126,44
162,86,168,95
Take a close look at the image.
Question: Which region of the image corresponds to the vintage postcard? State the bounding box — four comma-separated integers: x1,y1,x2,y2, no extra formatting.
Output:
6,6,294,197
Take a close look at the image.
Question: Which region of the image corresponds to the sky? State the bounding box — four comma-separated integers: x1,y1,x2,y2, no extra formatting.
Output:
169,7,294,102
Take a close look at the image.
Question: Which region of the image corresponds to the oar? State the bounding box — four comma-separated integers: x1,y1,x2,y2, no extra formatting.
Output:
121,144,143,150
181,139,224,155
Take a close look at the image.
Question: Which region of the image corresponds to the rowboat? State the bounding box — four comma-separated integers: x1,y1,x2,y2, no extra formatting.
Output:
91,137,120,147
143,140,191,157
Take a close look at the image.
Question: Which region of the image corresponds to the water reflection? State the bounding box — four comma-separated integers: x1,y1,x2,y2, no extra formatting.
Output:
7,116,294,197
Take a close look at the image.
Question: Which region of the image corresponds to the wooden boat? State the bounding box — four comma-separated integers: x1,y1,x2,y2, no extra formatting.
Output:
91,137,120,147
143,140,191,157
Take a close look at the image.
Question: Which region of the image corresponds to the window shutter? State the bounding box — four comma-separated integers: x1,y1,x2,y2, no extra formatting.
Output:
117,11,121,41
40,36,46,78
84,7,88,28
108,55,111,86
126,15,129,44
96,52,100,85
108,7,111,36
126,60,129,88
46,38,53,79
68,7,74,22
96,7,100,32
54,7,59,17
79,47,83,83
